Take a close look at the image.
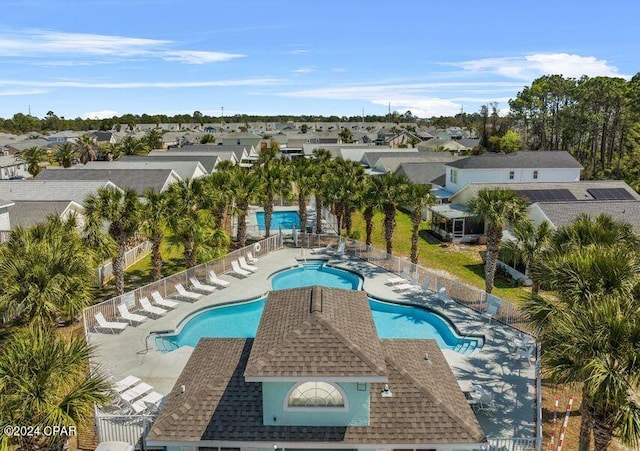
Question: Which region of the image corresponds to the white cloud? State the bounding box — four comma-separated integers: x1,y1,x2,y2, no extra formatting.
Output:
83,110,119,119
0,29,244,65
0,78,284,89
0,89,47,96
286,49,308,55
293,66,315,74
371,98,462,117
457,53,625,80
163,50,245,64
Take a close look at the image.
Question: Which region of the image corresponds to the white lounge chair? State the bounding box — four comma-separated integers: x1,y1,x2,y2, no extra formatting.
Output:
437,286,454,307
246,251,259,264
387,267,410,285
94,312,128,333
129,390,164,414
120,382,153,403
207,270,230,288
117,304,147,326
151,291,179,309
238,256,258,273
231,260,251,278
139,296,167,317
311,242,334,254
189,277,216,293
393,273,419,292
419,277,431,295
174,283,202,301
113,375,141,393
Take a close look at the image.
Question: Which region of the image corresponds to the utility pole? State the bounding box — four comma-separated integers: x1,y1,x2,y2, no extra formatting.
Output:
221,106,224,120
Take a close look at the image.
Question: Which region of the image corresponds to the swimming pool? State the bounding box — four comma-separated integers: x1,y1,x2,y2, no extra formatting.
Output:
256,210,300,230
157,262,481,352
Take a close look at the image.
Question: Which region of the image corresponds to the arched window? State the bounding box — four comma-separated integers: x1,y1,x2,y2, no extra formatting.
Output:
287,382,346,408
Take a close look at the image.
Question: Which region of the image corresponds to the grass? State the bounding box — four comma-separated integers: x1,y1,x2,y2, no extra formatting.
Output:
349,210,530,304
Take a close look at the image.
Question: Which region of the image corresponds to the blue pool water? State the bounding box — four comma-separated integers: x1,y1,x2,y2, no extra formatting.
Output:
271,261,362,290
156,262,480,353
256,210,300,230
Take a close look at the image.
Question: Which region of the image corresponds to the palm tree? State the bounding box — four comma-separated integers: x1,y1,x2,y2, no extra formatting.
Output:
466,188,528,293
0,325,111,451
142,189,169,280
361,177,380,246
201,170,234,230
0,216,94,327
84,187,143,296
290,158,314,232
229,168,261,247
524,238,640,450
500,220,552,293
311,149,332,234
100,141,122,161
120,135,150,156
166,179,228,267
54,142,78,168
549,212,639,252
255,150,291,237
18,145,47,177
334,159,365,235
77,134,97,164
370,172,410,255
405,183,434,264
144,128,163,149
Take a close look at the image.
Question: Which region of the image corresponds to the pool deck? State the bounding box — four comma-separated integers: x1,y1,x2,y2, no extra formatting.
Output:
90,247,536,439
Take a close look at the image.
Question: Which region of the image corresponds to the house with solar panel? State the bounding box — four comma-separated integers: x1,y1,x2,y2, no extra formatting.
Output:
146,286,488,450
428,151,640,241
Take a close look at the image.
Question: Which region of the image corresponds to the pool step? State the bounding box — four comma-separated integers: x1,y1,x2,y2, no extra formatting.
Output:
454,340,478,354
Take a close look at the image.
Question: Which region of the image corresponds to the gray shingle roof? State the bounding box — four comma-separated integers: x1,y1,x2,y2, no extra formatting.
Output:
120,154,222,173
147,338,485,445
0,180,117,203
395,161,452,186
447,151,583,169
245,286,387,379
34,168,178,193
537,201,640,234
7,201,76,229
84,160,207,179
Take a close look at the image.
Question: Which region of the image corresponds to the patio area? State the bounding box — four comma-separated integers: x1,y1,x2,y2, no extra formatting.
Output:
87,246,537,443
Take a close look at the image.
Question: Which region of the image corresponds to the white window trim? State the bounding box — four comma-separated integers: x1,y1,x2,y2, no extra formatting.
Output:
283,381,349,412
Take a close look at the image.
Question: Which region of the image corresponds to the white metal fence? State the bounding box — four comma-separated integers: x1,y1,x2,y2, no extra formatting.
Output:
94,409,154,448
84,234,283,341
95,241,154,286
487,437,542,450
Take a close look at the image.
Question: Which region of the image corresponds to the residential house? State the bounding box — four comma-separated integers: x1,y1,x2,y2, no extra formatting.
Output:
146,286,486,450
124,154,224,173
0,155,29,179
35,168,181,194
0,199,15,242
84,160,208,180
2,138,52,155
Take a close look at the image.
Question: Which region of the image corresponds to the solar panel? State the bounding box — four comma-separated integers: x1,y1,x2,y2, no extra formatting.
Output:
587,188,636,201
516,189,577,203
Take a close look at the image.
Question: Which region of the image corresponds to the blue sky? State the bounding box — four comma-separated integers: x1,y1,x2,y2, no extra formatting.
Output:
1,0,638,120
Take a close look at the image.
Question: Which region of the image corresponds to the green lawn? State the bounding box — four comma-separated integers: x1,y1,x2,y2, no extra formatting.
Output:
350,210,530,304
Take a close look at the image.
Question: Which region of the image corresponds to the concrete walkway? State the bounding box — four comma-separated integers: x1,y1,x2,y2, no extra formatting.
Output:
90,247,536,438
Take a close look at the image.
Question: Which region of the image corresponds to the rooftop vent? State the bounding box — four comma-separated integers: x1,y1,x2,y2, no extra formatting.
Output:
381,384,393,398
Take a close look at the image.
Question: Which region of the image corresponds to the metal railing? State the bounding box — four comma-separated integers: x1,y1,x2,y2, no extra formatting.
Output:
96,241,154,286
83,234,283,341
487,437,542,450
295,233,532,332
94,408,154,448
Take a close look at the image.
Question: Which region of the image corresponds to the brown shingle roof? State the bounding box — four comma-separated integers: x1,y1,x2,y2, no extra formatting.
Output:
244,286,387,379
148,338,485,445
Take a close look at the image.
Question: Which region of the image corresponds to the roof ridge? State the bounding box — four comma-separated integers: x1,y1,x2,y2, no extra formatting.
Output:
314,313,387,376
383,353,485,441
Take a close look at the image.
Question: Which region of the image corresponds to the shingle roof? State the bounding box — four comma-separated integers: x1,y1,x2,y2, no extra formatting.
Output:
245,286,387,379
84,160,207,179
536,200,640,234
120,154,222,173
0,180,117,203
34,168,178,193
395,161,452,186
447,151,583,169
147,338,485,445
7,201,77,229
